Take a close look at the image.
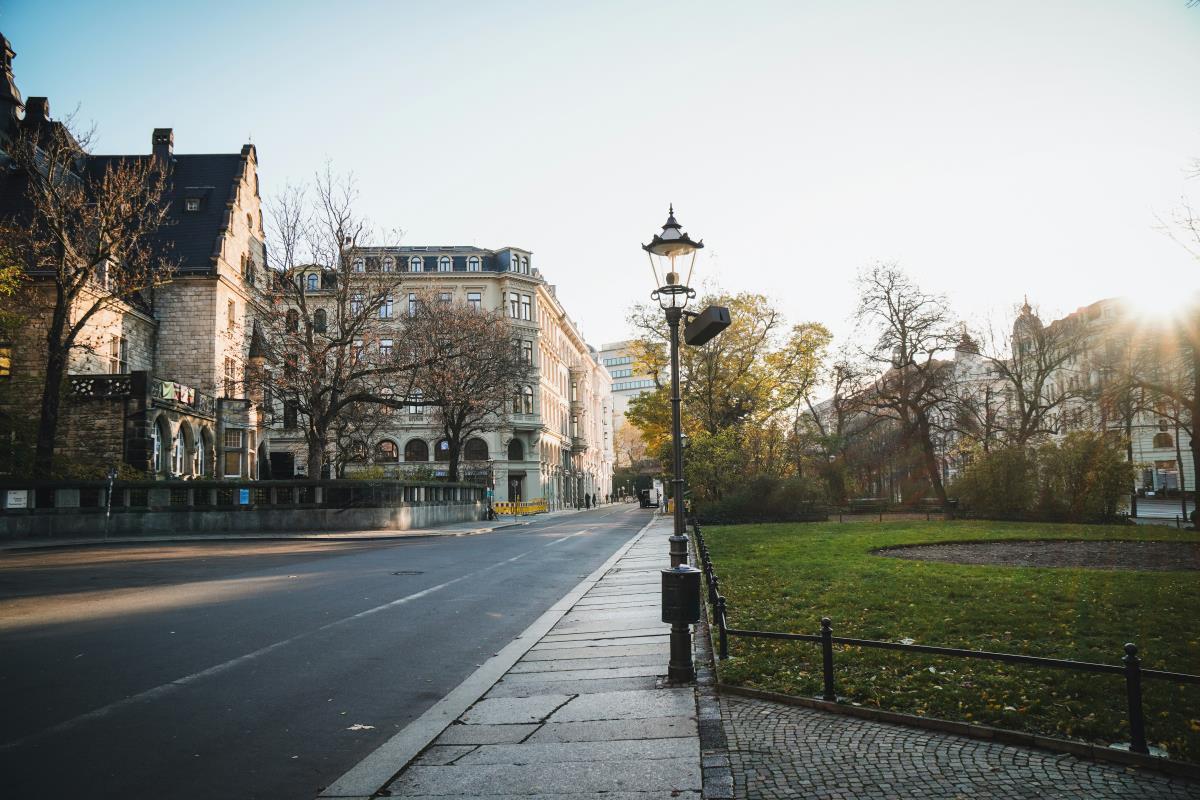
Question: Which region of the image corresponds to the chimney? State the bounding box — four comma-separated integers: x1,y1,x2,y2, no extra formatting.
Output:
24,96,48,123
152,127,173,161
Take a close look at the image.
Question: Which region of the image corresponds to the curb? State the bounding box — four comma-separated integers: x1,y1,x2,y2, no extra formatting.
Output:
315,513,659,800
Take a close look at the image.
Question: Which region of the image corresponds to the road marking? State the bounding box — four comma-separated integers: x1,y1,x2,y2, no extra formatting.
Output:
0,525,610,752
546,528,592,546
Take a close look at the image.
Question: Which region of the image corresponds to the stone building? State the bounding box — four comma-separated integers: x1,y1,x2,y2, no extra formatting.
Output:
264,246,614,506
0,34,270,478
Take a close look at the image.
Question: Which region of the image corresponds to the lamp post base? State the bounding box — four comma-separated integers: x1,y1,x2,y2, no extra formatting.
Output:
668,622,696,683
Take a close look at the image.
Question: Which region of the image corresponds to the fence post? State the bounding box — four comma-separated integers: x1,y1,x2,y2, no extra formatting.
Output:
716,595,729,660
1122,643,1149,754
821,617,837,701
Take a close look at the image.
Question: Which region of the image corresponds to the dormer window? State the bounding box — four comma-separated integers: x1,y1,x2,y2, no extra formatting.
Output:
382,256,393,272
468,256,480,272
353,258,365,273
438,256,451,272
411,256,424,272
306,274,318,292
185,198,200,212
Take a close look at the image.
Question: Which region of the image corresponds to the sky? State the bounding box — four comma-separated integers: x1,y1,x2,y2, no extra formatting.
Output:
4,0,1199,350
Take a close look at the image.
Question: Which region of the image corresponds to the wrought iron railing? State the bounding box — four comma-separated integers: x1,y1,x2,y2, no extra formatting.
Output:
691,519,1200,757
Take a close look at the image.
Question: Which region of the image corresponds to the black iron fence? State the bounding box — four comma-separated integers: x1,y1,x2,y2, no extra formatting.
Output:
691,519,1200,756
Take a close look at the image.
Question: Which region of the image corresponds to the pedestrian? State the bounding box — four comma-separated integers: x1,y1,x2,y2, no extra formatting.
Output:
585,494,591,509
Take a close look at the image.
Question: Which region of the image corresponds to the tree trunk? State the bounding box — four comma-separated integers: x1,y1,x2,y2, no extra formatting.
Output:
33,346,67,478
307,432,326,481
447,441,460,483
916,416,947,504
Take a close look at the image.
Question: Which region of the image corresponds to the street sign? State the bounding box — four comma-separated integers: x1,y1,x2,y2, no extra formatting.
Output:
239,488,250,505
6,490,27,509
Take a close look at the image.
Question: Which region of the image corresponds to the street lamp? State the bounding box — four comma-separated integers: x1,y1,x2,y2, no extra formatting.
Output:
644,205,706,683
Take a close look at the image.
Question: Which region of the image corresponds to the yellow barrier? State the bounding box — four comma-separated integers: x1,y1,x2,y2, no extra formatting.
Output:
493,499,548,515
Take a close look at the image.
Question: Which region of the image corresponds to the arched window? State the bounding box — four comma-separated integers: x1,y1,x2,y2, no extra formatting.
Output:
1153,432,1174,448
438,256,451,272
521,256,529,274
380,386,393,415
411,256,424,272
172,430,186,476
195,428,211,477
382,256,393,272
522,385,534,414
374,439,399,462
307,274,318,291
507,439,524,461
350,440,368,461
152,416,170,475
435,439,451,461
285,309,299,333
468,256,480,272
464,438,489,461
404,439,429,462
313,308,327,333
512,388,522,414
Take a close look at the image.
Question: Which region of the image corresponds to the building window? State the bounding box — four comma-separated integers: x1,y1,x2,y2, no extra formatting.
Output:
307,274,318,291
468,256,480,272
467,291,481,311
1153,432,1174,448
351,293,364,315
172,431,186,476
435,438,451,461
375,439,399,462
408,293,418,316
382,256,394,272
404,438,429,462
522,340,533,365
464,438,489,461
380,294,393,319
439,291,452,305
350,440,368,462
571,415,579,437
571,381,577,402
521,294,532,321
224,357,238,397
522,385,534,414
109,335,128,374
610,368,632,378
507,438,524,461
286,309,299,333
0,342,10,378
223,428,243,477
352,339,364,361
184,198,200,212
353,258,365,273
283,400,298,429
438,256,451,272
313,308,327,333
509,292,520,318
521,256,529,274
408,388,423,415
380,338,393,359
603,356,633,367
411,256,424,272
227,300,236,331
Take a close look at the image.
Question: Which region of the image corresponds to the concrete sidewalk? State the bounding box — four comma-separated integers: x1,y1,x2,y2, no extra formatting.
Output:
321,515,700,799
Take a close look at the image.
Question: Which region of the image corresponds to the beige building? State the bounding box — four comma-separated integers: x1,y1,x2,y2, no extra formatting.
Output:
265,246,614,506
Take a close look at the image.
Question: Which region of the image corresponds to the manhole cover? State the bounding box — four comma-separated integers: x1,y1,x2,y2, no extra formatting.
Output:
392,570,424,576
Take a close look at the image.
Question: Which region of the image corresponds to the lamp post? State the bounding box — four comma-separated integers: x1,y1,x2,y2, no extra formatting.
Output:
644,205,703,683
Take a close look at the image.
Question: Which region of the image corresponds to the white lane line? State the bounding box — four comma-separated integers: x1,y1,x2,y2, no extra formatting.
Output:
0,534,569,752
545,528,592,546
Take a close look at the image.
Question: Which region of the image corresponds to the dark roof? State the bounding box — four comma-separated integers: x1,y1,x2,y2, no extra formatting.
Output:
86,151,248,274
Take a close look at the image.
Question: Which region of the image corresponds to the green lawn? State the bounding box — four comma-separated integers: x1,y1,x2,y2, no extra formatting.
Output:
702,520,1200,762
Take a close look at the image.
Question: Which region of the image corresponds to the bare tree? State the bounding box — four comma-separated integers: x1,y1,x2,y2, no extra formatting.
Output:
854,264,958,503
1,122,175,476
256,170,454,478
415,299,532,483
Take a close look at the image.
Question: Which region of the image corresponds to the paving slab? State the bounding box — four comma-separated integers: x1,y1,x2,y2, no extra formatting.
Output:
531,634,668,649
485,675,662,699
548,688,696,722
411,745,479,766
388,759,700,796
454,736,697,765
510,654,664,673
526,716,699,744
460,694,573,725
502,665,664,684
521,643,667,661
388,793,699,800
433,723,540,746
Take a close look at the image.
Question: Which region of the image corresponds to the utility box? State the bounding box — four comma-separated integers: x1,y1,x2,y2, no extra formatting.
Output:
661,564,702,624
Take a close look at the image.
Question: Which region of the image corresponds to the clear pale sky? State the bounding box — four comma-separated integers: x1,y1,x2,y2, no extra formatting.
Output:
5,1,1199,348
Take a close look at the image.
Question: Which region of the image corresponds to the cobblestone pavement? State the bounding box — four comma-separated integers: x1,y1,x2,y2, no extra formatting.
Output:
721,694,1200,799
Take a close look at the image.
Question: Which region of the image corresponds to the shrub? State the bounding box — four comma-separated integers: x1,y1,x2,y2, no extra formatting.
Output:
696,474,828,524
949,446,1036,518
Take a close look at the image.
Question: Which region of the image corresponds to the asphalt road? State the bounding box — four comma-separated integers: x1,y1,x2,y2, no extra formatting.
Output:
0,504,653,799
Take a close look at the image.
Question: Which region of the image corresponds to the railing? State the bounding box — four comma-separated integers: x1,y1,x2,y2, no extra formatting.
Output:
1,479,486,513
691,519,1200,757
493,499,548,515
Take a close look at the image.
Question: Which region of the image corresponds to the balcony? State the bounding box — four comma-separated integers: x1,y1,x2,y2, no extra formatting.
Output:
571,435,587,453
510,412,542,430
69,372,217,419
